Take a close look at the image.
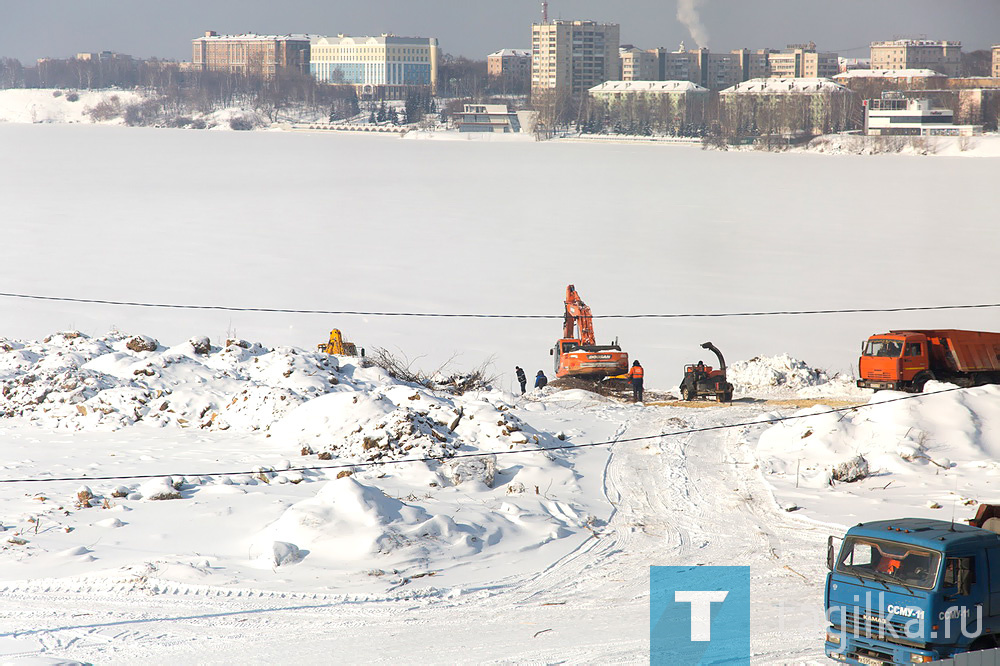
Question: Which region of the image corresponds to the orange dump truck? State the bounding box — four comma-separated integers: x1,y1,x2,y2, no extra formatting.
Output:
858,329,1000,392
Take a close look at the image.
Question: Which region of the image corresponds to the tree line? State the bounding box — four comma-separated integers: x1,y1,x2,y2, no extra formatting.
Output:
531,87,860,139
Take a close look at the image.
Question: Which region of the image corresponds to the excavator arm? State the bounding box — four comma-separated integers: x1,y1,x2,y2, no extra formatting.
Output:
564,284,596,346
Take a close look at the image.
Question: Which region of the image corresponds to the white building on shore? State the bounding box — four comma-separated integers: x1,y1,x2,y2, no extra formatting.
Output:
863,96,982,136
310,34,439,98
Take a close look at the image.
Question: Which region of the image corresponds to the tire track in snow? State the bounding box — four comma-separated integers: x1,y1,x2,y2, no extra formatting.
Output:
502,404,832,662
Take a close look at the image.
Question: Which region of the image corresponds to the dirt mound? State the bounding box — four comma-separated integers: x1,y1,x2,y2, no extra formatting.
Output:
549,376,621,397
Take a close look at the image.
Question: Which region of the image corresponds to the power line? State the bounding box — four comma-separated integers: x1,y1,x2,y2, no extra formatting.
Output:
0,386,975,486
829,44,871,54
1,291,997,320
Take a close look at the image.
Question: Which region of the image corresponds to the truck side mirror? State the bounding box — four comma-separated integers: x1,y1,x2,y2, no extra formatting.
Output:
549,348,553,356
827,535,837,571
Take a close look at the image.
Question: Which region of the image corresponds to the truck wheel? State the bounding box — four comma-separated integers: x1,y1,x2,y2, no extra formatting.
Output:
976,372,1000,388
721,389,733,403
912,371,935,393
970,636,997,651
682,387,694,401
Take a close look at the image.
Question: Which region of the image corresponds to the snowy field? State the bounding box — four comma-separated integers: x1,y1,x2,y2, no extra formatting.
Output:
0,122,998,664
1,122,997,388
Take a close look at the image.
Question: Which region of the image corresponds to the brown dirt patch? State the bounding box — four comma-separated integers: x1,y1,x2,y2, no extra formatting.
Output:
646,397,865,409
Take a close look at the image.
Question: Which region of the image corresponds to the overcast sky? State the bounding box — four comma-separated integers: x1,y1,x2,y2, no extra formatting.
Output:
2,0,998,63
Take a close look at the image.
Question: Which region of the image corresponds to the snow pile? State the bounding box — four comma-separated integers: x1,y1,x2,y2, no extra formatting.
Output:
271,384,540,463
0,330,344,431
250,476,436,564
249,469,595,574
756,383,1000,488
0,329,607,588
728,354,829,391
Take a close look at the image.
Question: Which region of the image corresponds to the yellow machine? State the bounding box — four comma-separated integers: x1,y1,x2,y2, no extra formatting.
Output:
317,329,359,356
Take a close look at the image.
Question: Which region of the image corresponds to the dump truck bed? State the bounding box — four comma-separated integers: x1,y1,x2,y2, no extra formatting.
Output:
892,329,1000,373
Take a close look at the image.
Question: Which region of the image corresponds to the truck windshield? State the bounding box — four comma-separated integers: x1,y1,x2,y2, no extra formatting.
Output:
836,536,940,590
863,339,904,358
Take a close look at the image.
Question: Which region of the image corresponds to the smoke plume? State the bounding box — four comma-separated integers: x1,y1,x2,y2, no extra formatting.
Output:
676,0,709,49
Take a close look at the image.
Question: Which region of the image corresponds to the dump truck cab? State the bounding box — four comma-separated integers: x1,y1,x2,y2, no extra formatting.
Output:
858,329,1000,393
825,515,1000,664
858,332,932,392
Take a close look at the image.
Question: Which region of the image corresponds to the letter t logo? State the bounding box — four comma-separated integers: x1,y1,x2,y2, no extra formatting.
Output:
675,590,729,641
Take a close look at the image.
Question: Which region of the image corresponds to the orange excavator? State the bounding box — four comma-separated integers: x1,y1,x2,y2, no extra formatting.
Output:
550,284,629,380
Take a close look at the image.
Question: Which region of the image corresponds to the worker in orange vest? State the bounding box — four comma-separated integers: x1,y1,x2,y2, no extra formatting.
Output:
628,360,644,403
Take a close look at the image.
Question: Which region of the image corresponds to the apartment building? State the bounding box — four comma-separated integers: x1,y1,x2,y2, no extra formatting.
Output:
870,39,962,77
619,46,658,81
589,80,709,124
768,44,839,79
719,78,854,133
732,48,773,81
672,48,749,90
993,45,1000,78
191,31,310,78
487,49,531,91
624,44,795,90
75,51,132,63
531,20,620,97
488,49,530,78
310,34,439,98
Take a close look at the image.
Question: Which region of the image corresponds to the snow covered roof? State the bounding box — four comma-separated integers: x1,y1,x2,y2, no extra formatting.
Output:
195,33,312,42
311,34,437,47
719,78,848,94
489,49,530,58
589,80,709,94
834,68,946,79
871,39,960,47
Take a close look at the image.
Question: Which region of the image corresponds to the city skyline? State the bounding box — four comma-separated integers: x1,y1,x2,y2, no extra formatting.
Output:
2,0,999,64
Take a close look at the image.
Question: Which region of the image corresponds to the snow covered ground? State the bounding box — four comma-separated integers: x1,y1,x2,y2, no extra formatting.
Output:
0,89,141,124
802,133,1000,158
3,338,998,663
0,122,998,663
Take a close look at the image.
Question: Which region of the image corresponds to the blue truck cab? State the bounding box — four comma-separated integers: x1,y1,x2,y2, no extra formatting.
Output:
825,506,1000,665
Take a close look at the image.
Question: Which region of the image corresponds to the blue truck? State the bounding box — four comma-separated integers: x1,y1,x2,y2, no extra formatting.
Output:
825,505,1000,664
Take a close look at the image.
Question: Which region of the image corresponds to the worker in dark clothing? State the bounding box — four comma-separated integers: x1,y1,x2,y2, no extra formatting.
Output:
515,366,527,394
628,360,644,403
535,370,548,389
